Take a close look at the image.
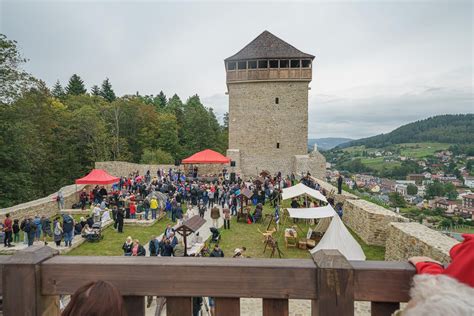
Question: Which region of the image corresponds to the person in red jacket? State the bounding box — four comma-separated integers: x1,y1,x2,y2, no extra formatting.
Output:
409,233,474,288
3,213,13,247
400,234,474,316
129,202,136,219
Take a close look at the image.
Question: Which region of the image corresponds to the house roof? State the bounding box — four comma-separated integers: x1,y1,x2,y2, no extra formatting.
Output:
225,30,315,61
175,215,206,233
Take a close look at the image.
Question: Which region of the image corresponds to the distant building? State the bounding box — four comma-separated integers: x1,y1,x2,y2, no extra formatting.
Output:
407,174,425,185
462,194,474,208
464,176,474,189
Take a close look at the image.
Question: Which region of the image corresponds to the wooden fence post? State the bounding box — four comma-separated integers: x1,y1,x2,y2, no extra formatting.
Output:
3,246,59,316
311,249,354,316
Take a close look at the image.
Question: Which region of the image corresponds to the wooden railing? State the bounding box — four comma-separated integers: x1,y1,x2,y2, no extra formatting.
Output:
0,246,415,316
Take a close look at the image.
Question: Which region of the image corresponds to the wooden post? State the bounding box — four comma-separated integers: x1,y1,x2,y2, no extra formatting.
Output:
215,297,240,316
123,296,145,316
263,299,289,316
311,249,354,316
167,297,192,316
3,246,59,316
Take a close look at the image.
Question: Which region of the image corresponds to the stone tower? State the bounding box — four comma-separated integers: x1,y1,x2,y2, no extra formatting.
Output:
225,31,325,178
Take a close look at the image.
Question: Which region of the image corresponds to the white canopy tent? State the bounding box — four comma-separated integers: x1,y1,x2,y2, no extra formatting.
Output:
282,183,328,203
286,205,366,260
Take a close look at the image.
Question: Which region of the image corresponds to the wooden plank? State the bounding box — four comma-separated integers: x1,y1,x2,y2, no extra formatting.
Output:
312,250,354,316
167,297,192,316
3,246,59,316
0,255,12,295
350,261,415,302
371,302,400,316
263,299,288,316
215,297,240,316
41,257,317,299
123,296,145,316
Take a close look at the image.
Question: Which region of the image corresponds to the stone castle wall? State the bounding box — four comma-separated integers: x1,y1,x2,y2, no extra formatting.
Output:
228,81,310,177
385,222,457,264
0,184,87,221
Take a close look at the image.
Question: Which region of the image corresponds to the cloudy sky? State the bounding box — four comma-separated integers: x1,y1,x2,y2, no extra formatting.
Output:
1,0,472,139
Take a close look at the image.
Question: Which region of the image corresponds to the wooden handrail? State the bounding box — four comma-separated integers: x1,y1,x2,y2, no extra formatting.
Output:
1,246,416,316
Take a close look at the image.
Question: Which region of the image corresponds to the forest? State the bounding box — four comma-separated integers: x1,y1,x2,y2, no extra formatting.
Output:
340,114,474,149
0,34,228,207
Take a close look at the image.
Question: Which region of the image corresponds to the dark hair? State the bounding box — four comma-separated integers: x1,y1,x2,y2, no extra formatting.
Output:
62,281,127,316
6,213,10,217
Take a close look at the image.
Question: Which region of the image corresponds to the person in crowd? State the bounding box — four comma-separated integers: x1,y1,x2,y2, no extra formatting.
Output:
252,203,263,223
79,216,87,228
80,189,88,210
57,190,65,210
198,200,206,218
337,174,343,195
222,203,231,229
12,218,20,244
33,214,42,242
143,198,150,220
129,201,136,219
93,203,102,223
148,235,160,256
53,217,63,246
21,217,37,247
399,234,474,315
169,232,178,249
210,204,220,228
233,247,247,258
81,224,94,237
164,224,174,239
122,236,133,256
74,220,83,235
61,280,127,316
231,195,238,216
160,238,174,256
131,239,146,256
3,213,13,247
41,216,52,246
150,196,158,220
336,204,344,218
62,214,74,247
116,207,125,233
210,244,224,257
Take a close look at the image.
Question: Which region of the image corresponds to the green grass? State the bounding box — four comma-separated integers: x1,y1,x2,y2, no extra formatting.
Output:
347,227,385,260
360,157,401,171
452,226,474,234
67,218,172,256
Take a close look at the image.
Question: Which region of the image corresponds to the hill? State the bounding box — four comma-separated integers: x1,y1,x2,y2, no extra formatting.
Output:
339,114,474,149
308,137,352,151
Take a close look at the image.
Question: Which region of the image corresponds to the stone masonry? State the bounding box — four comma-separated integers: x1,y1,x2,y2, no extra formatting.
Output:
385,222,458,264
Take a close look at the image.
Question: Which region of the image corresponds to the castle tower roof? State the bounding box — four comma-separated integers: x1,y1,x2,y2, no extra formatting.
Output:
225,30,315,61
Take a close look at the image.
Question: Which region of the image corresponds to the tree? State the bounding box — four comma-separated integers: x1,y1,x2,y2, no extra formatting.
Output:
90,85,101,96
65,74,86,95
51,80,65,99
100,78,116,102
140,148,174,164
389,192,406,208
444,183,458,200
156,90,167,108
407,184,418,196
425,181,445,198
0,34,37,104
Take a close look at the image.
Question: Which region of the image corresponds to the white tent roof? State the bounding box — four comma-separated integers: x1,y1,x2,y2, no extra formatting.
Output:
281,183,328,203
286,205,366,260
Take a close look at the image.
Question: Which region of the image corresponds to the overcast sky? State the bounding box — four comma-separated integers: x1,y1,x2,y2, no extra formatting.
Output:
1,0,472,139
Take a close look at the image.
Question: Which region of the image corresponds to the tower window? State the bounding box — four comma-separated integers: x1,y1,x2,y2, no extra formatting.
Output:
269,60,279,68
248,60,257,69
290,60,300,68
238,61,247,70
302,60,311,68
280,60,289,68
276,142,280,149
227,62,236,70
258,60,268,68
275,97,279,104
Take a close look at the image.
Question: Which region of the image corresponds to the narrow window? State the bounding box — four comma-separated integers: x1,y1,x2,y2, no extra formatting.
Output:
290,60,300,68
258,60,268,68
238,61,247,70
275,97,279,104
276,142,280,149
302,60,311,68
269,60,279,68
227,62,236,70
248,60,257,69
279,60,289,68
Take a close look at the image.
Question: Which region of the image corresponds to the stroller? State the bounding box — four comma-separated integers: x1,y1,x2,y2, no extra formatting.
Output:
84,222,103,243
209,227,220,243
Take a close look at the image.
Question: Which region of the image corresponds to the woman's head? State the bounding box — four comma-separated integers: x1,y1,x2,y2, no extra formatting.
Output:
61,281,127,316
126,236,132,243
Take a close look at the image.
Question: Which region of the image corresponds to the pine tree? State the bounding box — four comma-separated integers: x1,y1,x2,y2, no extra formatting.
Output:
51,80,65,99
100,78,116,102
91,85,101,96
65,74,86,95
157,90,167,108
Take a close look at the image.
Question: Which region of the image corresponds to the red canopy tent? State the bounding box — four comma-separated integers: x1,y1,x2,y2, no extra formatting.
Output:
182,149,230,164
75,169,120,185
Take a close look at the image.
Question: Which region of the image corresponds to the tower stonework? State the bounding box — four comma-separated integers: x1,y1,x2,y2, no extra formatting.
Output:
225,31,325,178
